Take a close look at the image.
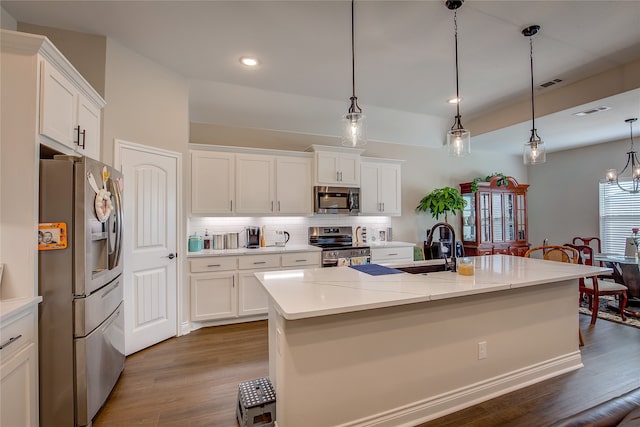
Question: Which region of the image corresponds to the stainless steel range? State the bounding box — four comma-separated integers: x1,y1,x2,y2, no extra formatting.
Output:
309,226,371,267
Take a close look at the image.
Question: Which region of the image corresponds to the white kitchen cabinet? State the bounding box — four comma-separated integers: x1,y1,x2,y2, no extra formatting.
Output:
188,250,320,324
314,150,361,187
235,154,276,214
370,245,414,263
40,57,104,160
360,160,402,216
0,304,39,427
190,151,235,215
189,271,237,321
275,156,312,214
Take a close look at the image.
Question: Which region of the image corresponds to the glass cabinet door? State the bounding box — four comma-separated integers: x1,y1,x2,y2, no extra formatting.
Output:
504,193,515,241
462,193,475,242
517,193,526,241
480,192,491,243
492,193,503,242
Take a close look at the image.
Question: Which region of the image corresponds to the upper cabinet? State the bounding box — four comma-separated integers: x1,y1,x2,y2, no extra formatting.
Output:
459,176,529,256
360,159,402,216
190,148,312,216
191,151,235,215
309,145,363,187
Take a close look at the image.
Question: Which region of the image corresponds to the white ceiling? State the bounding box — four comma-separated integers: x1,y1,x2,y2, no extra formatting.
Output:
3,0,640,155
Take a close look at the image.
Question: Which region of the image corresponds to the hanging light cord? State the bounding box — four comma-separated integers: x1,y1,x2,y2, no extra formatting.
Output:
454,10,461,123
528,36,540,142
348,0,362,114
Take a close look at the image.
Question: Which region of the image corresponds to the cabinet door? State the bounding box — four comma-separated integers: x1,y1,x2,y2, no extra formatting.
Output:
189,271,237,321
276,156,312,214
316,151,341,185
0,343,38,427
238,271,269,316
461,193,476,242
190,151,235,214
40,60,77,149
337,153,360,186
76,94,101,160
379,164,401,215
479,192,492,244
360,163,380,214
235,154,275,214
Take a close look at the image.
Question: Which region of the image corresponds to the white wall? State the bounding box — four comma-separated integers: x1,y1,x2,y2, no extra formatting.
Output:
527,138,630,247
0,7,17,30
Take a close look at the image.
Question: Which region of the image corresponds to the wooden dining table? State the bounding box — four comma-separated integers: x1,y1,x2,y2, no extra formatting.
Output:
594,254,640,317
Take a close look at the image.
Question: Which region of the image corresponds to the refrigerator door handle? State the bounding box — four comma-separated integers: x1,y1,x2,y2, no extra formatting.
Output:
109,177,124,270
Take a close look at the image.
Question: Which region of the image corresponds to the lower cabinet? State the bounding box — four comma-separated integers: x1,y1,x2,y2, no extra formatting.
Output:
189,251,320,323
0,305,39,427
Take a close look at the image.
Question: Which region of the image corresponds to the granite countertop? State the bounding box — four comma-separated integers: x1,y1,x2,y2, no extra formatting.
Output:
186,244,322,258
0,296,42,323
254,254,612,321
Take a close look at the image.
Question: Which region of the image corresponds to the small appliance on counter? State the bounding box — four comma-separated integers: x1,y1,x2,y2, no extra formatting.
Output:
246,226,261,248
226,232,240,249
275,230,290,247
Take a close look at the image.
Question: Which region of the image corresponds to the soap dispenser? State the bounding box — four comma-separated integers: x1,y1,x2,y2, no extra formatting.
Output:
203,229,211,250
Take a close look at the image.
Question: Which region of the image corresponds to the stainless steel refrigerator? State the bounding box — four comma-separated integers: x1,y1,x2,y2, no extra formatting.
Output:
38,155,125,427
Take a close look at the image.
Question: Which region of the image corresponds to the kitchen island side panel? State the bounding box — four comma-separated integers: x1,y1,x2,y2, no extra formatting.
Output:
270,280,580,427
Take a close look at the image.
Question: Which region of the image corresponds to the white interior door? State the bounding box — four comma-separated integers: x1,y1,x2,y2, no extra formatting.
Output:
115,140,180,355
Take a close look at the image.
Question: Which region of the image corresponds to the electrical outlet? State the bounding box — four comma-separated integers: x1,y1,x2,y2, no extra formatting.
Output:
478,341,488,360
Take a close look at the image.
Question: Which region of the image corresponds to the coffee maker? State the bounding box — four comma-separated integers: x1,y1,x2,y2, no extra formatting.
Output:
246,226,261,248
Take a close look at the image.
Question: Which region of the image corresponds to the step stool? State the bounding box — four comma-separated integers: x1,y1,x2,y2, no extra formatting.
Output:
236,377,276,427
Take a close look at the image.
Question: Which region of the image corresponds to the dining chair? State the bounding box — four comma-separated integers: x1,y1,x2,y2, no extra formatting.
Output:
566,243,628,325
572,236,620,283
524,245,584,345
524,245,579,263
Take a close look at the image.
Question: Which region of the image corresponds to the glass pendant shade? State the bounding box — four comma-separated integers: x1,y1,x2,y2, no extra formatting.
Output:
523,139,546,165
447,127,470,157
342,112,367,147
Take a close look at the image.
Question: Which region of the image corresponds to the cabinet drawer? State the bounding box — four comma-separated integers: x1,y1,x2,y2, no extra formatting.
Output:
281,252,321,267
0,309,35,362
371,246,413,262
190,256,237,273
238,254,280,270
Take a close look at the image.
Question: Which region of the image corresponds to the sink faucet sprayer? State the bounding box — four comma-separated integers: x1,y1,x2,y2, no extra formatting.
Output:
425,222,457,272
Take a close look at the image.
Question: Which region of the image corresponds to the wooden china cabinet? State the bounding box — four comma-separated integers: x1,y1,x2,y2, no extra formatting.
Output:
459,176,530,256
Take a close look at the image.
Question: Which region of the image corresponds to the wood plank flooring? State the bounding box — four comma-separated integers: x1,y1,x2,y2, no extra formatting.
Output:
93,315,640,427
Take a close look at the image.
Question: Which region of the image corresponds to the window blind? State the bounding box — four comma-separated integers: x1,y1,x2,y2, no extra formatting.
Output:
599,180,640,254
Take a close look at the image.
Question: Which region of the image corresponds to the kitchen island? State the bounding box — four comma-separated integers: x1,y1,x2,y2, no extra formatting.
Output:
254,255,610,427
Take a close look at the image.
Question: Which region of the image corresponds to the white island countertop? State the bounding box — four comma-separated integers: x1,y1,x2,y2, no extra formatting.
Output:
255,254,610,320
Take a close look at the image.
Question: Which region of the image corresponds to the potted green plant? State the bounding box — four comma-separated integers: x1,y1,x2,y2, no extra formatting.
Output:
470,172,509,192
416,186,467,224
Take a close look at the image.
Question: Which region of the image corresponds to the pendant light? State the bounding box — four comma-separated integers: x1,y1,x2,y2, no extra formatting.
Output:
606,118,639,194
522,25,546,165
446,0,470,157
341,0,367,147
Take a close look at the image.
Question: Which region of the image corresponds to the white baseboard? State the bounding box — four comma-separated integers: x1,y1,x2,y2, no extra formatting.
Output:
180,321,191,336
186,315,268,333
335,351,583,427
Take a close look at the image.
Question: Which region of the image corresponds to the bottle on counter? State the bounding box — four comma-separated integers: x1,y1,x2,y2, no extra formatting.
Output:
260,225,266,247
203,229,211,250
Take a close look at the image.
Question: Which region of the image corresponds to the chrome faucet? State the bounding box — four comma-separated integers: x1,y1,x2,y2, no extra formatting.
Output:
425,222,457,272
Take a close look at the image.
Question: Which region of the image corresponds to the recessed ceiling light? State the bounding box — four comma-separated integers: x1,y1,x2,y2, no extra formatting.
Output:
239,56,259,67
573,106,611,116
448,97,462,104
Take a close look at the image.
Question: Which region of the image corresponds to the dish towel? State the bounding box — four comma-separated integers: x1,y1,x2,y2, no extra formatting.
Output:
350,264,404,276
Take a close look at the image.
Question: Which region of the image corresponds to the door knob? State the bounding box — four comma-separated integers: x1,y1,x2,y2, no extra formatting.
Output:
167,253,177,260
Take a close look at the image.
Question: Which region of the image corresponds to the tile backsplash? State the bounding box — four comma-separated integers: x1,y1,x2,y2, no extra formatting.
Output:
188,216,392,247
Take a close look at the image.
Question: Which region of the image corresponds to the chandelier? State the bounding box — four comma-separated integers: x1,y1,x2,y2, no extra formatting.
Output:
341,0,367,147
606,118,639,194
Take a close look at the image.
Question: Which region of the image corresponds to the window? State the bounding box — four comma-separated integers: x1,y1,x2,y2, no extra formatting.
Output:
599,180,640,253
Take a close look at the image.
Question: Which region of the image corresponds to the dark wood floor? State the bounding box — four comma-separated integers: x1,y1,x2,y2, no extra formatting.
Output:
93,315,640,427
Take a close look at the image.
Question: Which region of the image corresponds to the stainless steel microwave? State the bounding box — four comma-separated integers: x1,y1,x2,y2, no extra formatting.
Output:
314,186,360,215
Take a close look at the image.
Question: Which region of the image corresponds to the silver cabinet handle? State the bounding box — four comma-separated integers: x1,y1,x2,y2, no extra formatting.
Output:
295,259,308,262
232,276,235,288
278,201,281,212
253,261,267,265
382,203,385,212
336,171,340,181
0,334,22,350
388,253,398,256
207,264,221,267
230,200,233,211
271,201,274,211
